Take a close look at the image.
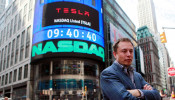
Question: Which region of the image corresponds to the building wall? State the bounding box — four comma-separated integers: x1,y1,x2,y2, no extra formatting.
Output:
0,0,6,15
103,0,137,67
137,0,158,34
153,31,170,94
137,26,161,90
0,0,34,99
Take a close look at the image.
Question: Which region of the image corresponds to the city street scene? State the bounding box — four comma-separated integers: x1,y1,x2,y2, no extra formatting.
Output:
0,0,175,100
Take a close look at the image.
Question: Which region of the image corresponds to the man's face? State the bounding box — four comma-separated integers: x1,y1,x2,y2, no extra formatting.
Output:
113,41,133,66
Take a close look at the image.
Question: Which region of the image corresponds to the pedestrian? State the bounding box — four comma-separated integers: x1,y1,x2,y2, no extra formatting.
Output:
171,91,175,99
160,90,166,100
100,38,161,100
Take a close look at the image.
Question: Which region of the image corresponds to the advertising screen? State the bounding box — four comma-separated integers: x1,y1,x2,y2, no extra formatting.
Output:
32,0,104,63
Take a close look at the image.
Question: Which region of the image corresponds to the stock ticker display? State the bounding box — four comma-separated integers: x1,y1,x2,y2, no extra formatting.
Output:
32,0,104,62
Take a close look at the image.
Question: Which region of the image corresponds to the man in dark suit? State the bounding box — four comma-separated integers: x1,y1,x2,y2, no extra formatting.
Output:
100,38,161,100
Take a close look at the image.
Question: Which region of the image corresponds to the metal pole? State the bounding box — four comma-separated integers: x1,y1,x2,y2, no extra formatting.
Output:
49,61,53,100
86,91,87,100
81,61,84,100
162,27,175,30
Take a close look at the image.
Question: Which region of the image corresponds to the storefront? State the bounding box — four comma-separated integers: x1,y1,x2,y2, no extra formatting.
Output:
33,59,100,100
12,86,27,100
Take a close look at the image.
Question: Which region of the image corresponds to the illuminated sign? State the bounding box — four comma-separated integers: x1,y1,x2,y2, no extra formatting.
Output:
32,40,104,62
42,2,99,31
32,0,104,63
32,28,104,46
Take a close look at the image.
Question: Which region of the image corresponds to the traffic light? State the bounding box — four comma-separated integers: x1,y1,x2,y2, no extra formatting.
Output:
160,32,167,43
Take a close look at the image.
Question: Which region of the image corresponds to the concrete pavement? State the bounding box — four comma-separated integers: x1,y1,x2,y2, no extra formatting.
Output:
163,97,175,100
163,97,170,100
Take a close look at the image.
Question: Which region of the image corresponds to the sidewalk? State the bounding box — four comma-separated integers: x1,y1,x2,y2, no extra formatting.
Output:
163,97,170,100
170,97,175,100
167,97,175,100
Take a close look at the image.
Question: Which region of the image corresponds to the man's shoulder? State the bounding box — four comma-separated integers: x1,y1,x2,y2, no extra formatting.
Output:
133,71,143,78
101,63,120,75
102,65,113,73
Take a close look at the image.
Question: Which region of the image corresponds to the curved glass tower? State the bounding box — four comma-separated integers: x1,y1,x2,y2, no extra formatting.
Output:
32,0,104,99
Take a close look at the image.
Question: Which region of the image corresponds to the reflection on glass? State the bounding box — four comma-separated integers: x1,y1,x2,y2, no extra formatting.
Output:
35,59,99,100
53,60,81,75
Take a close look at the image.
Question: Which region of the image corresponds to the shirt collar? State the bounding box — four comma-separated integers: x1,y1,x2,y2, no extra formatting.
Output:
114,60,134,72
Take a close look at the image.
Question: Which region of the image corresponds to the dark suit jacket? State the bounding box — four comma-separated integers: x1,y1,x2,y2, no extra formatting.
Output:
100,62,161,100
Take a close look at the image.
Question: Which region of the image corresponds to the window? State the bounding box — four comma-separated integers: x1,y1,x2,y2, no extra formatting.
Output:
1,49,4,71
4,27,7,41
7,23,10,40
20,0,25,5
10,53,14,66
8,43,11,55
1,75,4,86
5,73,8,85
22,4,27,26
20,48,24,61
26,26,30,42
22,15,26,26
10,19,13,37
4,27,6,42
18,67,22,80
11,40,15,66
25,44,29,58
24,64,28,78
0,31,2,46
1,30,4,44
24,4,27,14
29,0,33,9
4,46,7,70
84,62,97,76
20,31,25,61
15,35,20,64
0,30,3,45
13,69,17,82
7,43,11,68
21,31,25,46
39,63,50,77
14,15,18,34
12,39,15,52
28,9,32,21
0,76,2,86
12,0,19,14
25,26,31,58
15,51,18,64
18,10,22,30
9,72,12,83
0,51,1,72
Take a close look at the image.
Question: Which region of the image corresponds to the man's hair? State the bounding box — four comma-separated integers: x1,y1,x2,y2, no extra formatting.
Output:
112,38,133,53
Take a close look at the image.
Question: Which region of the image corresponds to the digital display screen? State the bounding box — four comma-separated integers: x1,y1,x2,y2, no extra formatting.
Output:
42,2,99,31
32,0,104,63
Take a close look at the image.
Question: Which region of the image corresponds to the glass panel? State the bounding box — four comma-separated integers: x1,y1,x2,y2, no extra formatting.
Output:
34,59,100,100
13,69,17,82
24,64,28,78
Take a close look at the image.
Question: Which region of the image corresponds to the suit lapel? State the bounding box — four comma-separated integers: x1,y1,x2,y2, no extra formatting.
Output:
133,72,142,89
112,63,136,89
120,71,136,89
